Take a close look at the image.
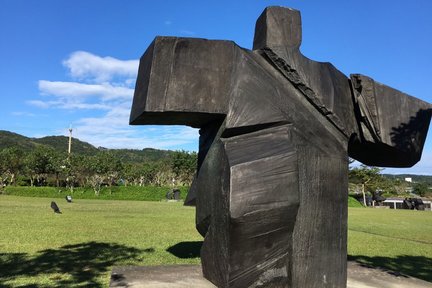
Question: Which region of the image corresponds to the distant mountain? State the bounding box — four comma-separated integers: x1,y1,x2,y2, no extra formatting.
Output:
35,135,99,156
0,130,174,163
110,148,173,163
0,130,39,150
0,130,99,156
383,174,432,185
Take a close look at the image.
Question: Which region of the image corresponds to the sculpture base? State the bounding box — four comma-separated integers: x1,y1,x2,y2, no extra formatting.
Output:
110,265,215,288
110,263,431,288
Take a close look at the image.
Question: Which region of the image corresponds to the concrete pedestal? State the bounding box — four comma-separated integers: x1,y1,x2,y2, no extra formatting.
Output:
110,262,432,288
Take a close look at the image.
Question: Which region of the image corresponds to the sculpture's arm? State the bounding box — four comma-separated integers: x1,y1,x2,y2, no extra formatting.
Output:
348,74,432,167
129,36,238,128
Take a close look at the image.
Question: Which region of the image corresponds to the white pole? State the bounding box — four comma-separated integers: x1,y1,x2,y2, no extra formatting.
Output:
68,126,73,155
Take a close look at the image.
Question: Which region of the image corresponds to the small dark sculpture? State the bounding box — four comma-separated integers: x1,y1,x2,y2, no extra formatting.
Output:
173,189,181,200
403,198,414,209
414,198,426,211
403,198,425,210
167,189,181,200
402,198,414,210
372,190,386,206
165,190,172,200
130,6,431,287
50,201,61,214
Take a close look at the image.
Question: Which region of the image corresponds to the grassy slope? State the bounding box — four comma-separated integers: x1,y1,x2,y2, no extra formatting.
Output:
0,196,431,287
348,196,363,207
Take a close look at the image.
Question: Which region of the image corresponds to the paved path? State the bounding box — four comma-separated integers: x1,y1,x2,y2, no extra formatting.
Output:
110,262,432,288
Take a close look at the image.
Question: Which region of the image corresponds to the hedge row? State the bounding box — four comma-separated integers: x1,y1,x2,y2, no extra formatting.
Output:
2,186,364,207
1,186,189,202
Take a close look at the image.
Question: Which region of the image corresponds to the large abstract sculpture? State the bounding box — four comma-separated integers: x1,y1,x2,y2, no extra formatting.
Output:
130,7,431,288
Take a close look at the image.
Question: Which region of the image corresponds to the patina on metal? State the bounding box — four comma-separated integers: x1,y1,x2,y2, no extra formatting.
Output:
130,6,431,287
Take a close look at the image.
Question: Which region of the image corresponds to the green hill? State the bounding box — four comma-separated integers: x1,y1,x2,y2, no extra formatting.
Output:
0,130,99,156
0,130,174,162
0,130,40,151
34,135,99,156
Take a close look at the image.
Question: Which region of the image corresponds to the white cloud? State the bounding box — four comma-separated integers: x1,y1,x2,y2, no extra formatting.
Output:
27,98,113,110
11,111,36,117
29,50,200,151
63,51,139,83
180,30,196,36
27,100,60,109
38,80,134,100
73,110,199,150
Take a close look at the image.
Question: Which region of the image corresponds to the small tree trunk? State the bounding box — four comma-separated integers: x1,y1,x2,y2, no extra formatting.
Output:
10,173,15,186
56,172,60,187
362,183,366,206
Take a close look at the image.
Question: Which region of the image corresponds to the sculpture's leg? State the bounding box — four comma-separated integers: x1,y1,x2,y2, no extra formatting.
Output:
190,120,230,285
291,145,348,287
198,124,300,287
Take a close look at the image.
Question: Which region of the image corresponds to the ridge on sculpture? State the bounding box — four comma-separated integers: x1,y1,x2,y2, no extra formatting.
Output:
130,6,431,288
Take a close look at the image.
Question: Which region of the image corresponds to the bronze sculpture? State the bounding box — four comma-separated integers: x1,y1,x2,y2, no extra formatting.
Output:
130,6,431,287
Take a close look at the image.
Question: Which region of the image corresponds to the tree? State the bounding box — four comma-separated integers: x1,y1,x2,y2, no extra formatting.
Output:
170,150,197,186
0,147,25,186
87,152,123,195
413,182,430,197
62,154,88,192
139,162,161,186
50,151,66,187
25,146,57,186
349,165,384,205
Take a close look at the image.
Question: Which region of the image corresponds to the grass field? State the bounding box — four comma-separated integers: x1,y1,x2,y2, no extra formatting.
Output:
0,195,431,287
0,195,202,287
348,208,432,281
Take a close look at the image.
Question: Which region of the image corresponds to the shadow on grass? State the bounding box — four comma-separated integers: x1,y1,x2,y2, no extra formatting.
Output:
348,254,432,282
0,241,154,288
166,241,202,259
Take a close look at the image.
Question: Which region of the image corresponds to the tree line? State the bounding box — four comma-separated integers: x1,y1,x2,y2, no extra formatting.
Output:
0,146,197,195
1,146,430,198
349,164,431,198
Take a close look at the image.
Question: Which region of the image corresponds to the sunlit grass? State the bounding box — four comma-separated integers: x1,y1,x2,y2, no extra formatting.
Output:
1,195,431,287
0,195,202,287
348,207,432,281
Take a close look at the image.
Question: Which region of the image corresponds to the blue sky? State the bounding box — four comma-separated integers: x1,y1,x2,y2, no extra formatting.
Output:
1,0,431,174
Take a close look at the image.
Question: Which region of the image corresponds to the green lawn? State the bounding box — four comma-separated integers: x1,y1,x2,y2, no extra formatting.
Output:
0,195,202,287
0,195,431,287
348,207,432,281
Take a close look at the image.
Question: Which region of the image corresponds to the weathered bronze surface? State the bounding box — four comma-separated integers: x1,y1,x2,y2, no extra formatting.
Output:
130,6,431,287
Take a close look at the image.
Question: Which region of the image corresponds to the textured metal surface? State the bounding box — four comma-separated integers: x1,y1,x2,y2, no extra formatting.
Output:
130,6,431,288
